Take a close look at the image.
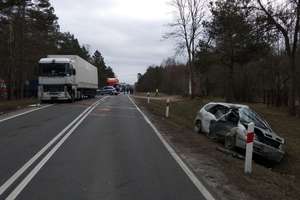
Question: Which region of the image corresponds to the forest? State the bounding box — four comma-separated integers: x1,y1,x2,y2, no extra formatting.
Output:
0,0,114,100
135,0,300,115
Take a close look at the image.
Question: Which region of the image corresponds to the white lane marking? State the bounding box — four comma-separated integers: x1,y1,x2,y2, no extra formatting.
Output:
127,95,216,200
6,98,104,200
0,97,107,196
0,105,54,123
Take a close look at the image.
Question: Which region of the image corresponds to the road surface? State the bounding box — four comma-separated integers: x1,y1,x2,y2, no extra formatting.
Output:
0,95,207,200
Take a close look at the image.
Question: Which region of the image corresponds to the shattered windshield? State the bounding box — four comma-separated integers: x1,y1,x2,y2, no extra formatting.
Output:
239,108,271,130
39,63,70,77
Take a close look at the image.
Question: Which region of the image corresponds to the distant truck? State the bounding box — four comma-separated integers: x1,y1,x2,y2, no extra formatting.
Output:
38,55,98,102
107,78,119,87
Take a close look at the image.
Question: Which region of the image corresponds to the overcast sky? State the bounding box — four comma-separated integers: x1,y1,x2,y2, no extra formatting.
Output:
49,0,177,84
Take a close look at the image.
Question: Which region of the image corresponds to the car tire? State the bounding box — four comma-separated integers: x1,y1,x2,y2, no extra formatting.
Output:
206,131,216,139
194,120,202,134
224,131,236,150
206,120,216,139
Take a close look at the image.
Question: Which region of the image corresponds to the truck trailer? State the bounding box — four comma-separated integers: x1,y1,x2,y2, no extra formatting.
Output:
38,55,98,102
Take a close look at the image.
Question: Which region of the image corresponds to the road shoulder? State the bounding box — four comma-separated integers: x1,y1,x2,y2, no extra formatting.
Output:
132,95,298,200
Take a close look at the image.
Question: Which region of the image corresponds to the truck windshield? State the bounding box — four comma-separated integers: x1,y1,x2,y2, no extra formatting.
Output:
39,63,70,76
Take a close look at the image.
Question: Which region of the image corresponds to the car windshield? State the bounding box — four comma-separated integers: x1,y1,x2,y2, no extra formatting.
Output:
39,63,70,76
239,107,270,130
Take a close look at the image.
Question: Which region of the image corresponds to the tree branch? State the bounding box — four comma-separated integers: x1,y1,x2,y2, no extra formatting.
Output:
256,0,291,55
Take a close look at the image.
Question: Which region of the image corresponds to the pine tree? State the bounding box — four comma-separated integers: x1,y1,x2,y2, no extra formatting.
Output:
205,0,271,101
92,50,115,88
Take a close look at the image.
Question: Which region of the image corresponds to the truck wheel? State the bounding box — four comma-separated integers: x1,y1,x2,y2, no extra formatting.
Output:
40,100,47,104
225,131,236,150
70,91,75,103
194,120,202,134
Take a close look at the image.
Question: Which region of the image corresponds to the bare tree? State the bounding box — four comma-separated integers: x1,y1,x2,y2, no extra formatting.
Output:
255,0,300,115
164,0,206,97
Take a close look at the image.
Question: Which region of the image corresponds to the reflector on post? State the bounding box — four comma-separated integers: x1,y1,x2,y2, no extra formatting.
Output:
165,98,170,118
245,122,255,175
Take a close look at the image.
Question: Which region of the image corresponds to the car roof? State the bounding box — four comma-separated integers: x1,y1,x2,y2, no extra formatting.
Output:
206,102,249,109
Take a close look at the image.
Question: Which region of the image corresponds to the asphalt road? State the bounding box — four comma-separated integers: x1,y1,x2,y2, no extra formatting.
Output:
0,95,207,200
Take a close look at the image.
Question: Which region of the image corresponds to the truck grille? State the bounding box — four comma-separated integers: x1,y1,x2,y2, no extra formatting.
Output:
43,85,64,92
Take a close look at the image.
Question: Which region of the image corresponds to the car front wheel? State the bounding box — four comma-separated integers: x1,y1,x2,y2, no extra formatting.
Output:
194,120,202,134
224,131,236,150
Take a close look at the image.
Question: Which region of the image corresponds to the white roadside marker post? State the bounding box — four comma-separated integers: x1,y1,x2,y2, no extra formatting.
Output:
147,92,150,104
165,98,170,118
245,122,255,175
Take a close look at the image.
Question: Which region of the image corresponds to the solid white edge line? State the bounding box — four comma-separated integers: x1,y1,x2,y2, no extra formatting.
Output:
0,104,54,123
127,95,216,200
0,97,106,196
6,99,104,200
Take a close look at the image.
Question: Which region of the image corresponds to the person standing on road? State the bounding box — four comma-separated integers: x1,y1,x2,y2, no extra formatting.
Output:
129,87,133,94
155,89,159,97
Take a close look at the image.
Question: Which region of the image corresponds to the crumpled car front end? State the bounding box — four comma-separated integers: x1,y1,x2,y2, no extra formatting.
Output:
238,107,285,162
252,127,285,162
253,140,284,162
236,123,285,162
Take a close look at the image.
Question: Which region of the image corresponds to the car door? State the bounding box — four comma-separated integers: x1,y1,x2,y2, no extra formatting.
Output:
200,104,217,133
205,104,230,134
209,106,239,138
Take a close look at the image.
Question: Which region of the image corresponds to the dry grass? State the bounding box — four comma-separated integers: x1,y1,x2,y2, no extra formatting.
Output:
249,103,300,177
0,99,39,113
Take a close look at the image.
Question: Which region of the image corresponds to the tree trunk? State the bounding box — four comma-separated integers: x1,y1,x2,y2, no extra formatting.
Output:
225,62,234,102
190,62,196,98
289,55,297,115
8,22,15,100
188,69,192,97
187,53,194,98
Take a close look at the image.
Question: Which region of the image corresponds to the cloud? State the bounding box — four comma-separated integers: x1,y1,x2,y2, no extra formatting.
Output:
50,0,177,84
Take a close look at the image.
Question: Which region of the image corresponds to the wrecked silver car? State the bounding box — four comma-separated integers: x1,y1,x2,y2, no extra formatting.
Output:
194,102,285,162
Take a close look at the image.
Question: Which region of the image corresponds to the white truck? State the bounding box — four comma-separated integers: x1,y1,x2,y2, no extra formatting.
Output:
38,55,98,102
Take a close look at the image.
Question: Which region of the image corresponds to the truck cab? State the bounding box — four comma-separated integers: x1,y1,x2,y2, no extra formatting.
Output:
38,58,77,102
38,55,98,102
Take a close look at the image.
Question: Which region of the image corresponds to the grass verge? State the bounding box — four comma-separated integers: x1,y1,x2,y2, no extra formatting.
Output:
134,95,300,200
0,99,39,114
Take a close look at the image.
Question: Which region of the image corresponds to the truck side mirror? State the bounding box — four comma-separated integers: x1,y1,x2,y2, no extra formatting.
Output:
73,69,76,75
